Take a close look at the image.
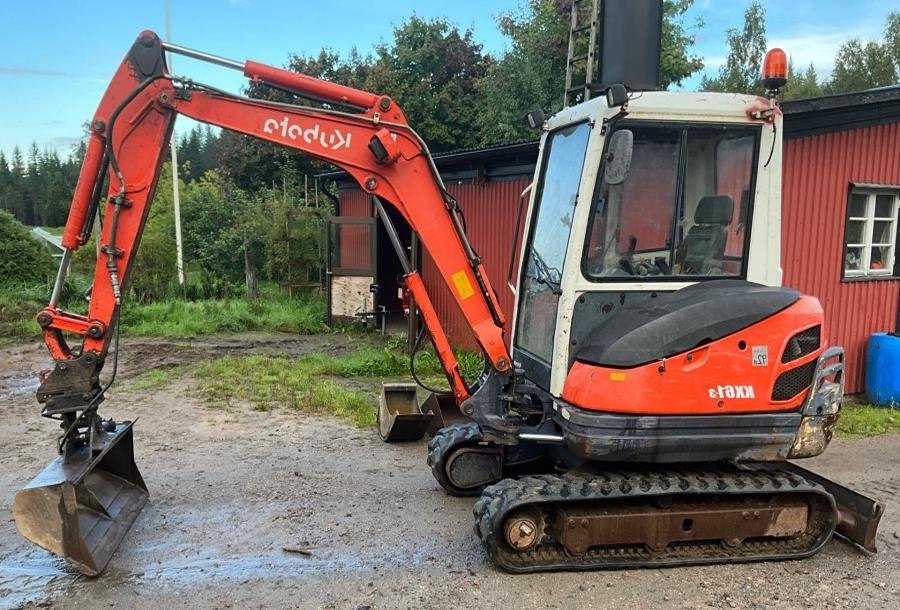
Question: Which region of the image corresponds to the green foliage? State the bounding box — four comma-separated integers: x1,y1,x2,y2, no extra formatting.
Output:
476,0,704,143
0,287,44,338
660,0,706,88
366,15,492,151
701,1,766,95
0,141,83,227
127,162,178,302
782,61,823,100
837,401,900,437
702,6,897,97
0,210,56,287
825,17,899,95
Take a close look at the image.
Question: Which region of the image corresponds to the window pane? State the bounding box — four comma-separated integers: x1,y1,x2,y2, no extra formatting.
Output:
874,194,895,218
845,220,865,245
674,131,756,275
583,126,680,277
870,246,892,271
872,220,894,245
844,246,864,271
583,125,757,280
516,122,591,363
849,193,867,218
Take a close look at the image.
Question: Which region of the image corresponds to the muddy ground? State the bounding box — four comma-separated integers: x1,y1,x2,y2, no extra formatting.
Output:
0,333,898,609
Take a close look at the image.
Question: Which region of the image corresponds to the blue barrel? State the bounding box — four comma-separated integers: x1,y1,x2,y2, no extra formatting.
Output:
866,333,900,406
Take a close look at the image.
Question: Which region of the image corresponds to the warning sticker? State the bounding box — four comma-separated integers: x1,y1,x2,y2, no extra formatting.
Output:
451,270,474,300
752,345,769,367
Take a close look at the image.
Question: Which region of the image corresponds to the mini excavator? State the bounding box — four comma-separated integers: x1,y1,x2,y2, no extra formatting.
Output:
13,12,883,575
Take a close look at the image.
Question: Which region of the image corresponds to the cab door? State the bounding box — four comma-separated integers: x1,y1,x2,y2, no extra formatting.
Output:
513,121,593,389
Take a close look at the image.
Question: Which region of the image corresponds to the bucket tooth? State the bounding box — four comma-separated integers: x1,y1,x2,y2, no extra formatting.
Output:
12,421,147,576
378,383,434,442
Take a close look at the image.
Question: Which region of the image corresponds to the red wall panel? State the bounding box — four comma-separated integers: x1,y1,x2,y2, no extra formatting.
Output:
782,123,900,393
420,180,529,350
339,189,371,217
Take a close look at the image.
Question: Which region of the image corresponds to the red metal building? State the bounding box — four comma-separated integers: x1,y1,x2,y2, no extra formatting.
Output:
323,88,900,393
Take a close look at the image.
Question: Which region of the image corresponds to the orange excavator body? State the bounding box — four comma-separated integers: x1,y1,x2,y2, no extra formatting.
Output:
12,29,883,577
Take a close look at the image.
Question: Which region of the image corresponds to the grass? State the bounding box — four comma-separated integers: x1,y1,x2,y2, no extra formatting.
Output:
125,368,179,392
295,343,484,380
196,354,375,427
193,341,485,428
0,283,328,340
0,289,43,339
119,296,328,337
837,400,900,437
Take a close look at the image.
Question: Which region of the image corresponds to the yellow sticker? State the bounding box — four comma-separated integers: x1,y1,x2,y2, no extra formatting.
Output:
451,270,475,300
609,372,626,382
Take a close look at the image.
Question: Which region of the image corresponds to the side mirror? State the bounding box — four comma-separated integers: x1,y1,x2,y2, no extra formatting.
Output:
604,129,633,185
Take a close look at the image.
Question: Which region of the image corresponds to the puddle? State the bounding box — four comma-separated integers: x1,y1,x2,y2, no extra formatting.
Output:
0,372,39,401
0,542,435,605
0,553,73,609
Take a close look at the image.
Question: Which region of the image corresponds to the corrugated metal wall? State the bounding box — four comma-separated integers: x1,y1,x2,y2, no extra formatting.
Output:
782,123,900,393
339,189,371,217
335,179,528,348
420,180,529,349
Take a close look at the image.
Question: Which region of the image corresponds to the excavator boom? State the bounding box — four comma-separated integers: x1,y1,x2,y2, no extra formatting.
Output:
16,30,511,575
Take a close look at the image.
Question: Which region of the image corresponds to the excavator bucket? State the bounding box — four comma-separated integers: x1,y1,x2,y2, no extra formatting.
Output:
421,392,469,436
378,383,434,442
12,421,147,576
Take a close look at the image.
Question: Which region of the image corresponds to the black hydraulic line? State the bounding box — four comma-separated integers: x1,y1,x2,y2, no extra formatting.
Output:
372,196,412,274
78,150,109,245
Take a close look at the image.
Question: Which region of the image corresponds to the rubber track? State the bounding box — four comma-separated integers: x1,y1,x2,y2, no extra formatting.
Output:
473,467,838,573
427,422,486,497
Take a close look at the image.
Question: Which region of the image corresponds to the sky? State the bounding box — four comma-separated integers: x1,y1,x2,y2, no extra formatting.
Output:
0,0,895,157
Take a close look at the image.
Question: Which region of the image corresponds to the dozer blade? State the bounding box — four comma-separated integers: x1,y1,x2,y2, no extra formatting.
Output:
378,383,434,442
13,421,147,576
421,392,469,436
780,462,884,552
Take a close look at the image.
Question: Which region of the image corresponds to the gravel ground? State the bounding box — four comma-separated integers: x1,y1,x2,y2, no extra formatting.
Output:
0,335,897,609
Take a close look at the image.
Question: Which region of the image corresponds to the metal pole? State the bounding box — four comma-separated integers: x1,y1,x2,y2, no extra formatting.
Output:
161,41,244,71
165,0,185,286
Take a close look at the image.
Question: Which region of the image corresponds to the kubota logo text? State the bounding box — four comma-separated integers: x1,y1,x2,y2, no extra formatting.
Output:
262,117,351,150
708,385,755,399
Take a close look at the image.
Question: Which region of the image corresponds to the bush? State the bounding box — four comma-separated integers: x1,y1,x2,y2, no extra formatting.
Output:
0,211,56,287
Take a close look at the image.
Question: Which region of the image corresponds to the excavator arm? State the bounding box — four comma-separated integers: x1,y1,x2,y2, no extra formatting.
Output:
15,31,513,575
38,31,511,419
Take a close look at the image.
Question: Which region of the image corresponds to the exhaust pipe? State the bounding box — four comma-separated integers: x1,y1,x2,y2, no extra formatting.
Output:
13,421,147,576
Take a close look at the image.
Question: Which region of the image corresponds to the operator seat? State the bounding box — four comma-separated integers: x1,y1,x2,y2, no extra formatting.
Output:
677,195,734,274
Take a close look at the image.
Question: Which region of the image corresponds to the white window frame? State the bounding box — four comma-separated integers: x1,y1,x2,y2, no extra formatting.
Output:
843,187,899,279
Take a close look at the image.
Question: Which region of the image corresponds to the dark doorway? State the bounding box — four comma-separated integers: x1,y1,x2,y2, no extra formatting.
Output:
375,204,413,327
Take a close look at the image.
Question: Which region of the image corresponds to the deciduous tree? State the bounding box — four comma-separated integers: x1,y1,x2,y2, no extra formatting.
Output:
700,1,766,95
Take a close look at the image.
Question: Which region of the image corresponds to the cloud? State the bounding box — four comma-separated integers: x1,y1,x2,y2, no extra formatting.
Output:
45,136,83,154
0,66,108,84
0,66,68,77
769,22,885,79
